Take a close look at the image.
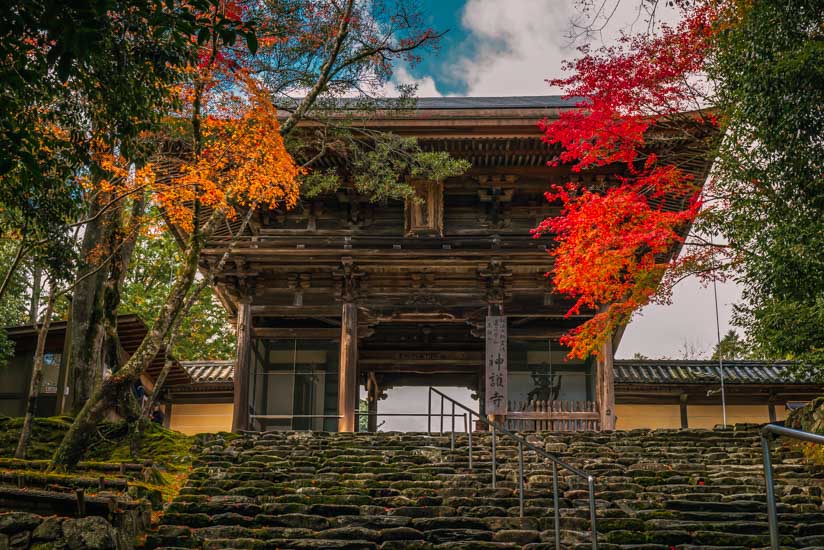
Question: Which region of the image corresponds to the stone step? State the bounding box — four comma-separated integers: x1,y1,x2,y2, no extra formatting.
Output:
147,427,823,549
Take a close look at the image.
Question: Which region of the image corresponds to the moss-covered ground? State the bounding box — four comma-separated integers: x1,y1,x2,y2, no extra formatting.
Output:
0,416,194,467
0,416,213,505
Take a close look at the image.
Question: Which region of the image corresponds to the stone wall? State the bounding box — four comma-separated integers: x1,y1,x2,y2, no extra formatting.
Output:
0,509,148,550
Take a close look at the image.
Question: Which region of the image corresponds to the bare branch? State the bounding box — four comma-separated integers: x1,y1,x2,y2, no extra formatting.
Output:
280,0,356,137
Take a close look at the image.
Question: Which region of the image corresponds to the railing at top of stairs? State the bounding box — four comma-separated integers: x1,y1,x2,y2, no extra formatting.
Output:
427,387,599,550
761,423,824,549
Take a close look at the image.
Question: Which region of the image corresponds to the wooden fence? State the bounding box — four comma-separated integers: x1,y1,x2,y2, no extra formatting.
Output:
505,400,600,432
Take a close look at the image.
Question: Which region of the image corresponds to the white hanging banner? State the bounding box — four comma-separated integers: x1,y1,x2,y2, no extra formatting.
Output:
485,315,508,415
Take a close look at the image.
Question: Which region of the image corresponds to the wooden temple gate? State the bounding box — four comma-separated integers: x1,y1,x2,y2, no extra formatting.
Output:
200,97,708,434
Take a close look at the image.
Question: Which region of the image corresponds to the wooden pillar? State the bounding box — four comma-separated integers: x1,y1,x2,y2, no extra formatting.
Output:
232,300,252,432
768,401,777,423
367,397,378,432
163,400,172,429
680,394,689,429
598,337,616,431
338,302,358,432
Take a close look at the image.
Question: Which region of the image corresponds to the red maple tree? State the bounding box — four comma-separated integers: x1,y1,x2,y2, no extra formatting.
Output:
533,3,722,359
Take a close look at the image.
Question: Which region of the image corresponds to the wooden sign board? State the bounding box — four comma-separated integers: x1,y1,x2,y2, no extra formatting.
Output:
485,316,507,415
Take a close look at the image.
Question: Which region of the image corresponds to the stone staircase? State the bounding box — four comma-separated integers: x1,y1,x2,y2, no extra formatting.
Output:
147,425,824,549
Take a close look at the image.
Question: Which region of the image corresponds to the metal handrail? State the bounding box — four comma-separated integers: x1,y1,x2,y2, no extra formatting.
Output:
761,423,824,549
427,387,598,550
355,412,468,433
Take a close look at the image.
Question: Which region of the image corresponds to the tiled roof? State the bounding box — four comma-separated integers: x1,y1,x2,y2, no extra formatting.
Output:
180,360,235,384
278,95,578,111
402,96,576,109
614,360,810,385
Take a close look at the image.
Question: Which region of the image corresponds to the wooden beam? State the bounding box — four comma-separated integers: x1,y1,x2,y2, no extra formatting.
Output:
253,327,341,339
231,300,252,432
338,302,358,432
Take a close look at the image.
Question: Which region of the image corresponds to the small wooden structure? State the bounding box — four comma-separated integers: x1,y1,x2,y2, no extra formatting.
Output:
198,96,713,433
1,315,187,416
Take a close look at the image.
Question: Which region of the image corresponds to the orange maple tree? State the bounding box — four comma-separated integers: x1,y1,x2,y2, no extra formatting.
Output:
533,3,722,359
50,0,303,470
160,72,303,233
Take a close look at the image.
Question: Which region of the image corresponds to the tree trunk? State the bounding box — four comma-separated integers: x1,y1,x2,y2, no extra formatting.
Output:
101,195,145,374
66,192,144,413
49,210,222,471
65,193,114,414
28,265,42,325
141,350,174,421
15,290,56,459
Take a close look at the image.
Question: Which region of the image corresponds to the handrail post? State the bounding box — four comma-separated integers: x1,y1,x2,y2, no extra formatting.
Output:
440,395,445,433
491,423,497,489
427,389,432,435
518,441,525,518
451,402,456,450
467,412,473,470
588,475,598,550
761,431,780,549
552,462,561,550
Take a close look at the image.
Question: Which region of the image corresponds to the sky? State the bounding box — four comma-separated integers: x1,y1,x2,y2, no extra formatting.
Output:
371,0,742,429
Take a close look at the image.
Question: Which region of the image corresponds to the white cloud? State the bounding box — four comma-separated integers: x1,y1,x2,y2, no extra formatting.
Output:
451,0,681,96
455,0,576,96
383,65,444,97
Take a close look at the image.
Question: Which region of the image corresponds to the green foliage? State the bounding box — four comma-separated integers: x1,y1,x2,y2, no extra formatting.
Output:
706,0,824,381
711,329,755,361
351,135,470,202
299,133,469,203
0,1,210,282
293,100,471,203
0,241,34,366
121,229,235,360
301,169,343,199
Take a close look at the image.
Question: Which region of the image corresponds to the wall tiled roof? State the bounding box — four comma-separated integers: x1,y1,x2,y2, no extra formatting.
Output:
178,359,813,387
614,360,810,385
180,360,235,384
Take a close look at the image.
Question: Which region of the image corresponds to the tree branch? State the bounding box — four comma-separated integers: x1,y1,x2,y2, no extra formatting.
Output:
0,236,28,303
280,0,355,137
